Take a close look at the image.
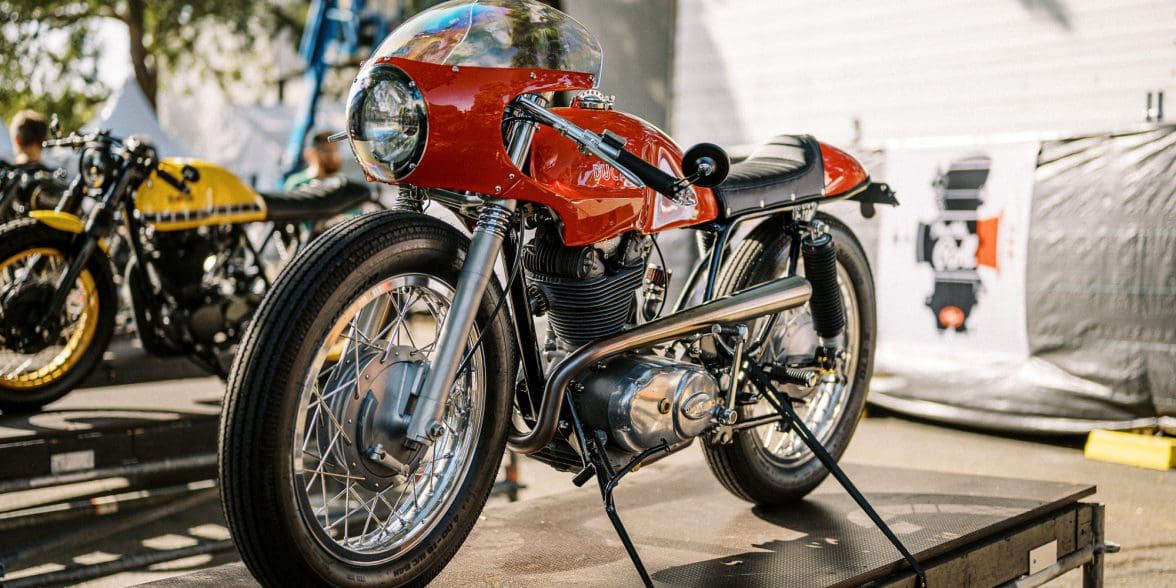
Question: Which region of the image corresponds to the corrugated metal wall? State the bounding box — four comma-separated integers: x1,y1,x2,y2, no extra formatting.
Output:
673,0,1176,147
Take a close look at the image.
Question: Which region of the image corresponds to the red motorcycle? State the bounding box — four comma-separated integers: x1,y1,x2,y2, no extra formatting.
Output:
219,1,905,586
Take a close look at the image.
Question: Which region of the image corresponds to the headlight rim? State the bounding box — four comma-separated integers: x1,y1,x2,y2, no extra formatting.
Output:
78,146,112,191
347,64,428,182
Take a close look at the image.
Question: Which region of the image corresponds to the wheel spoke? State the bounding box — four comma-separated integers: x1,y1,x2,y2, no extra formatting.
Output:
290,276,486,560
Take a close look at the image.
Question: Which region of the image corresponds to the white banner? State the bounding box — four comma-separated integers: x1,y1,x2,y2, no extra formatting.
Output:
876,141,1039,359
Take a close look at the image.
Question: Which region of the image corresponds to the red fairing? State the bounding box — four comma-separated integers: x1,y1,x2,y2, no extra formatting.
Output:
374,57,596,196
372,58,717,246
820,142,871,198
528,108,718,245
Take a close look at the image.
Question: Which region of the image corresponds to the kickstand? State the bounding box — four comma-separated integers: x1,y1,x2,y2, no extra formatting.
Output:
566,399,668,588
748,365,929,588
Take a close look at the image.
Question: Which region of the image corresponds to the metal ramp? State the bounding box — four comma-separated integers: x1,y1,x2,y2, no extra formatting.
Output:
154,461,1105,587
0,377,221,495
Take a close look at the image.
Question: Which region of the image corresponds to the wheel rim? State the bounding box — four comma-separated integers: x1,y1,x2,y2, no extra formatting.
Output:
290,274,485,565
748,258,860,465
0,248,100,389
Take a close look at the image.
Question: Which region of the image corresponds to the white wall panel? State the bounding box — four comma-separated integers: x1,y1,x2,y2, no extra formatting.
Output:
673,0,1176,146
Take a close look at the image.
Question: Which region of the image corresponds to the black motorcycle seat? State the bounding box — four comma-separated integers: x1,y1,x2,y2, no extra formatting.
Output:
712,134,826,219
260,176,373,222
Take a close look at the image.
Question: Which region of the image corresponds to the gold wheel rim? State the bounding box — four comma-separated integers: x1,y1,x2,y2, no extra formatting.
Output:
0,248,101,389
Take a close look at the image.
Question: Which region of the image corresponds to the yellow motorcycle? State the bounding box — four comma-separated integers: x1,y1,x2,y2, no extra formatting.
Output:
0,130,375,411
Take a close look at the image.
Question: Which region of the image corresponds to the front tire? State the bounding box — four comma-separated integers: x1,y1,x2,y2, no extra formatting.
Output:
0,219,117,412
219,211,515,587
703,213,875,505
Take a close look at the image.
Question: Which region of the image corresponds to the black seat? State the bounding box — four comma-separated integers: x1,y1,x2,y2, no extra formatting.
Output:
260,176,373,222
712,134,826,219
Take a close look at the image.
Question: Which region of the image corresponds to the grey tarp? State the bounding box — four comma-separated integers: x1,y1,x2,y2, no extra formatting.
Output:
865,125,1176,434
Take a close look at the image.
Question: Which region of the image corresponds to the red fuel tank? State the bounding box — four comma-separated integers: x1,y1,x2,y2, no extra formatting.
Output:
527,108,719,246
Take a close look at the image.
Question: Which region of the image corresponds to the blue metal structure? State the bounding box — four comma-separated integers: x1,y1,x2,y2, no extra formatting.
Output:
281,0,394,187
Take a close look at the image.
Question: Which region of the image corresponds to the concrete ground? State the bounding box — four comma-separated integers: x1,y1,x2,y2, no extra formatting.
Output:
0,379,1171,586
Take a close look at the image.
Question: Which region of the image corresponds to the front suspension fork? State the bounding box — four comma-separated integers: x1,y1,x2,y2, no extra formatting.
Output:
405,201,517,444
403,96,542,446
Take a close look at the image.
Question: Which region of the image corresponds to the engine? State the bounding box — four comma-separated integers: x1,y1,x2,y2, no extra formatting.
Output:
522,222,649,347
147,226,261,348
522,219,722,459
577,355,720,453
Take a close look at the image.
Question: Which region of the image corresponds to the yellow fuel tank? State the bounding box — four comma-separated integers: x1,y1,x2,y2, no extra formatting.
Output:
135,159,267,231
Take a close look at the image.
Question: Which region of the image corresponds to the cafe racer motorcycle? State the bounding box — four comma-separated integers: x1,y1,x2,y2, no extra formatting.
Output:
219,1,908,586
0,130,373,411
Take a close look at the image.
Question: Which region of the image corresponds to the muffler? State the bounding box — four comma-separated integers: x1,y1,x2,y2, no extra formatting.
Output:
508,275,812,454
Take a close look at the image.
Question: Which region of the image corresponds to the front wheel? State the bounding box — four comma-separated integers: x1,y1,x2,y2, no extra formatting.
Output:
703,213,875,505
219,211,515,587
0,219,117,412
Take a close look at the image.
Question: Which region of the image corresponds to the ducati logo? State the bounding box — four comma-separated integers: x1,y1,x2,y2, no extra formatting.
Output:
582,162,635,189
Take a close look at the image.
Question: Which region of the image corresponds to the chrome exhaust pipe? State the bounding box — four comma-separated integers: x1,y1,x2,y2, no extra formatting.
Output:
508,275,813,454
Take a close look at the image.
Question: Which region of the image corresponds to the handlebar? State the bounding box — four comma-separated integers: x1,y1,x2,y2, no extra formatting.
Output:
514,95,706,204
43,130,120,151
614,146,679,197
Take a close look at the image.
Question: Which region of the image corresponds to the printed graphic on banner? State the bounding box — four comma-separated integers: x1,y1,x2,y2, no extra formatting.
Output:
916,155,1001,332
877,142,1038,357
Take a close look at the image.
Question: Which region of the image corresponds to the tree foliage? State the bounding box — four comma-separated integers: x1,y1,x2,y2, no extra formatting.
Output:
0,0,303,130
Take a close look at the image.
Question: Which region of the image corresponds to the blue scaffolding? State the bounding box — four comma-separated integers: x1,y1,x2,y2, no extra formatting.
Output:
280,0,395,187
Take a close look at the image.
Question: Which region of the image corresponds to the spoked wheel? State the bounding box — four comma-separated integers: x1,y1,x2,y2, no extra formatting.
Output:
219,212,514,587
298,275,483,562
748,257,861,463
0,219,116,412
703,214,875,505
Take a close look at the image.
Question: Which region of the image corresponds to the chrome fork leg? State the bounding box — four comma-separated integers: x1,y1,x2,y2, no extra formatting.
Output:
406,201,515,445
403,94,542,446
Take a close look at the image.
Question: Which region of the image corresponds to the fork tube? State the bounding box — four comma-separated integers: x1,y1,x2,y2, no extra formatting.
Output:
405,96,541,445
40,166,134,326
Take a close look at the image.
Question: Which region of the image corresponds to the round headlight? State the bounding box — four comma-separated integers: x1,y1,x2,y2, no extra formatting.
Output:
79,146,113,191
347,66,427,182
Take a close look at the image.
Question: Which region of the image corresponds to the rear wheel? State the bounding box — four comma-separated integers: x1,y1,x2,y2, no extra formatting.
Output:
0,219,116,412
703,213,875,505
219,211,515,587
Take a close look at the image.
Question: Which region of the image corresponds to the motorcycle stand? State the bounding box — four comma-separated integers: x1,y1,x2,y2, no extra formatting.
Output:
563,365,930,588
747,364,929,588
566,398,669,588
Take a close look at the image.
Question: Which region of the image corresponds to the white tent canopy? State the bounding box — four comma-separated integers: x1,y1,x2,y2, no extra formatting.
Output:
87,75,192,158
161,83,350,191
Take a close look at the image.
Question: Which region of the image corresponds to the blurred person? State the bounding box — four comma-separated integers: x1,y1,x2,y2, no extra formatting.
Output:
283,130,343,191
2,110,63,218
9,109,49,165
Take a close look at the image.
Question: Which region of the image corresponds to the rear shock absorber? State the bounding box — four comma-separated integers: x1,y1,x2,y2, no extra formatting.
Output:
801,220,845,344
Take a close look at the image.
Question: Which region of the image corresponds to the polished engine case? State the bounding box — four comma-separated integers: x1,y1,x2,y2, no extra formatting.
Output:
577,355,719,453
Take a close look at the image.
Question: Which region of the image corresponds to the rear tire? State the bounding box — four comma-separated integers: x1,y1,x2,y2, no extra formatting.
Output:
702,213,875,505
0,219,117,412
219,211,515,587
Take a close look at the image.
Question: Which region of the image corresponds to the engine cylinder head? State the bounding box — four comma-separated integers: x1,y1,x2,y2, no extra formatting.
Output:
528,265,644,346
522,227,648,346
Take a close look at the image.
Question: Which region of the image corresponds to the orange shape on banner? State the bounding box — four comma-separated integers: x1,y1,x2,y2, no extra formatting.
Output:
939,306,966,329
976,213,1001,271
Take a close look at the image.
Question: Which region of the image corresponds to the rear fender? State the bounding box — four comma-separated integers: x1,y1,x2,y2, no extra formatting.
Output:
30,210,84,234
29,210,110,252
848,182,900,219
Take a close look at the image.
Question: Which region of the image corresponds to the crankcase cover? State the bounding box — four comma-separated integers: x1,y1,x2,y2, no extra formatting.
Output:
577,355,719,453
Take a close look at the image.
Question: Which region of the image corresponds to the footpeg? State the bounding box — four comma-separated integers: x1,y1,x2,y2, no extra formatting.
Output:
572,465,595,487
766,365,820,388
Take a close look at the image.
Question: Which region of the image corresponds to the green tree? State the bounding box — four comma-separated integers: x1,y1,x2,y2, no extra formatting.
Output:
0,1,303,130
